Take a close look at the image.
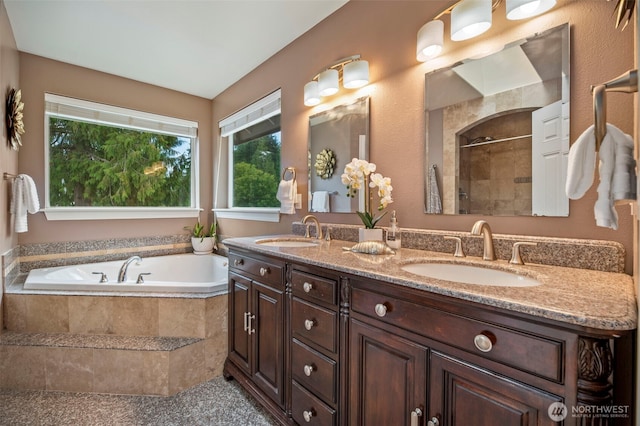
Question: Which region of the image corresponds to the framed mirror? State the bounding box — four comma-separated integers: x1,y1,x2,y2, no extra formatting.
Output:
425,24,569,217
308,97,369,213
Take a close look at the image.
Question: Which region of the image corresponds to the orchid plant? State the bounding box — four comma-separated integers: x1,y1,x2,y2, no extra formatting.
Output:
341,158,393,229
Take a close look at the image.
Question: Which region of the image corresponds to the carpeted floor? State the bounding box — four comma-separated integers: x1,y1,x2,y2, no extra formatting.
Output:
0,376,278,425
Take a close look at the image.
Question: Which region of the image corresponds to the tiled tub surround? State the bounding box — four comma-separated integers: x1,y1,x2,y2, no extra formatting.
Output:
1,235,229,396
225,230,636,330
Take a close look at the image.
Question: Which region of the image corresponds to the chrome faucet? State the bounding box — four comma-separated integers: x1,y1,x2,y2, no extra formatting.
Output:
118,256,142,282
302,214,323,240
471,220,496,261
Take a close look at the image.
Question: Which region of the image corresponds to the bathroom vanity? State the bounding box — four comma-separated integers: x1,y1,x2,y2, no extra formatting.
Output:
223,235,636,426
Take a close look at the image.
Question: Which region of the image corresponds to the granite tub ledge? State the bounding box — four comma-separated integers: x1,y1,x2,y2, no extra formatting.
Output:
223,235,637,331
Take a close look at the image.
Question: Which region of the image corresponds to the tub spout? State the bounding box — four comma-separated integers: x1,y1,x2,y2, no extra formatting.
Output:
118,256,142,282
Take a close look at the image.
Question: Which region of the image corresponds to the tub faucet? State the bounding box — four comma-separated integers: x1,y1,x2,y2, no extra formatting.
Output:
118,256,142,282
302,214,323,240
471,220,496,261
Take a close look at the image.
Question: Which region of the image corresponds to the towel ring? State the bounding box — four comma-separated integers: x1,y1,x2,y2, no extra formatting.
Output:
282,167,296,181
592,69,638,151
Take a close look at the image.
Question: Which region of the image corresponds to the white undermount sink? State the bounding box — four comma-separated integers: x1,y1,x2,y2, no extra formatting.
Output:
255,238,320,248
401,262,541,287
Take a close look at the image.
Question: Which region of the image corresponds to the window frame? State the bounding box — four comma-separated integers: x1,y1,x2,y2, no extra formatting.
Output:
215,89,282,222
43,93,200,221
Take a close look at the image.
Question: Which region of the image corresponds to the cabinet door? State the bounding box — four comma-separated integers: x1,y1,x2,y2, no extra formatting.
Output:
228,272,251,375
252,280,285,407
429,352,562,426
349,318,427,426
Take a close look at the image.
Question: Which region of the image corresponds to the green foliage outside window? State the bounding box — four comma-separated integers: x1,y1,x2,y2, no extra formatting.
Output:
232,133,281,208
49,117,192,207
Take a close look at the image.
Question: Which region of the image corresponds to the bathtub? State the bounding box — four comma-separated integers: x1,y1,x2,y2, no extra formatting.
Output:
23,253,229,293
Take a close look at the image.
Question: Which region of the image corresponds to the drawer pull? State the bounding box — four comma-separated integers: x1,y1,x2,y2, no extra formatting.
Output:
304,319,316,331
303,409,315,422
410,408,423,426
303,364,315,377
473,332,495,352
247,314,256,335
259,266,270,276
233,258,244,267
303,282,313,293
427,416,440,426
374,303,388,317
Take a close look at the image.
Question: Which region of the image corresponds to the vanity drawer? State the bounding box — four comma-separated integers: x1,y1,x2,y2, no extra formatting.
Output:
351,287,564,383
291,338,337,404
292,380,336,426
292,297,338,353
292,270,337,306
228,252,283,289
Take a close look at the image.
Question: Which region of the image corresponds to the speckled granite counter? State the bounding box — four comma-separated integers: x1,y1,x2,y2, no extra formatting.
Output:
224,235,637,331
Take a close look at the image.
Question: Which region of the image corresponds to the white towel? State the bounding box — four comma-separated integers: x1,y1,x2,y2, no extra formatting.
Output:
311,191,330,212
10,174,40,233
276,179,297,214
426,166,442,214
565,125,596,199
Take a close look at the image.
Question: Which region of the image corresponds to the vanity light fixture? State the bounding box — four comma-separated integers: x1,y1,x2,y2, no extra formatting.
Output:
416,0,556,62
303,55,369,106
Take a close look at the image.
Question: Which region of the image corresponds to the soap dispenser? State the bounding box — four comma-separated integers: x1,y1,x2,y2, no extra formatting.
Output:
386,210,401,249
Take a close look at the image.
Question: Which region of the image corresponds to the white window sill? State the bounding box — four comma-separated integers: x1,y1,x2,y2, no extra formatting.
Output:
213,208,281,222
44,207,201,221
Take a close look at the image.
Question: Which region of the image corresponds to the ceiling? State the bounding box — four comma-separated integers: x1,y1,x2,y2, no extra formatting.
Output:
4,0,348,99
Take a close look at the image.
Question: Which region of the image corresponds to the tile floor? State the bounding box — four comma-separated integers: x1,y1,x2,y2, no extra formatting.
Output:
0,376,277,425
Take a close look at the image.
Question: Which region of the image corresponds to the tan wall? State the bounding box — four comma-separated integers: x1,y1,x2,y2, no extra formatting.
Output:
213,0,636,272
17,54,213,243
1,0,21,331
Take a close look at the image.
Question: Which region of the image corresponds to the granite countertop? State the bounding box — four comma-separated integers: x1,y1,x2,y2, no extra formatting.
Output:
223,235,638,331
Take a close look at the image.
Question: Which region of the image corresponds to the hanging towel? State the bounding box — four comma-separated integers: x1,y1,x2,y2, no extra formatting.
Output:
426,166,442,214
10,174,40,233
565,125,597,199
311,191,330,212
276,178,297,214
594,124,636,230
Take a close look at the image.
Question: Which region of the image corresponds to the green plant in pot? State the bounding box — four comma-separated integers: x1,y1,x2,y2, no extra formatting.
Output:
189,221,217,254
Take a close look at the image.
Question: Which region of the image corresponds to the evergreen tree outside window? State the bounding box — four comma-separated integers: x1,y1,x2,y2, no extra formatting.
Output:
44,94,199,220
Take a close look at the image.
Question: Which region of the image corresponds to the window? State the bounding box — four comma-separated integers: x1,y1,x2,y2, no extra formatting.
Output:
217,90,282,221
44,94,199,220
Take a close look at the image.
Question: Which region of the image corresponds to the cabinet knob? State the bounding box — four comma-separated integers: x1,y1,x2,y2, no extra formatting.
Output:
303,409,315,422
473,332,495,352
259,267,270,276
427,416,440,426
303,282,313,293
374,303,388,317
303,364,315,377
233,258,244,267
304,319,315,331
410,408,423,426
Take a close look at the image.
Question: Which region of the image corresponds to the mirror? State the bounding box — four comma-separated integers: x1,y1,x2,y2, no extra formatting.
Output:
308,97,369,213
425,24,569,217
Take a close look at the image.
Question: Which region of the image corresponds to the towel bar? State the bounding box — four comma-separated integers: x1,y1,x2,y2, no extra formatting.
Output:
592,69,638,151
3,172,18,180
282,167,296,181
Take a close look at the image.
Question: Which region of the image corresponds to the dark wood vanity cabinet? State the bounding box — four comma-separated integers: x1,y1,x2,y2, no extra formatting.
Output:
225,250,286,412
225,248,634,426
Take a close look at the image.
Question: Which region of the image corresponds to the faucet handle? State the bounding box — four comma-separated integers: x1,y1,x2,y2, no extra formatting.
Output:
136,273,151,284
444,236,465,257
92,272,108,283
510,242,537,265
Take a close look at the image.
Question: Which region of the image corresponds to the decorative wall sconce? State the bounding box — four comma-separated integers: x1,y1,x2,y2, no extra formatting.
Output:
417,0,556,62
304,55,369,106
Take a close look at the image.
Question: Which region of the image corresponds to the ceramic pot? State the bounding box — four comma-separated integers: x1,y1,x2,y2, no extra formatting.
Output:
191,237,216,254
358,228,383,242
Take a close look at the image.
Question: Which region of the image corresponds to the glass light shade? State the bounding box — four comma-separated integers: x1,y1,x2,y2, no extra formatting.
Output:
318,68,339,96
343,60,369,89
304,81,320,106
506,0,556,20
417,20,444,62
451,0,492,41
